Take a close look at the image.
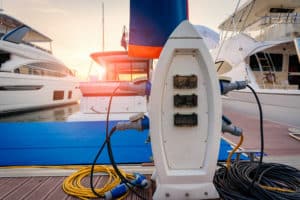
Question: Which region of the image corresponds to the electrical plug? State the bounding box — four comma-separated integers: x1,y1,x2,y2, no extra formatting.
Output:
116,113,149,131
131,173,150,189
118,79,151,96
219,80,247,95
222,115,243,136
104,183,128,200
104,173,149,200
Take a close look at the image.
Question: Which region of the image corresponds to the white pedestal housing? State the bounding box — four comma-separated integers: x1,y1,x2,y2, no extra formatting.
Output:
149,21,221,199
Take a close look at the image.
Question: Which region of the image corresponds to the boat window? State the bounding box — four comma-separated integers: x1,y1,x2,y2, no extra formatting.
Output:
289,55,300,72
16,66,30,74
106,61,149,81
249,53,283,71
68,91,72,99
15,64,68,77
268,53,283,71
33,68,41,75
30,62,72,77
249,55,260,71
53,90,64,100
0,50,10,65
288,55,300,89
270,8,294,13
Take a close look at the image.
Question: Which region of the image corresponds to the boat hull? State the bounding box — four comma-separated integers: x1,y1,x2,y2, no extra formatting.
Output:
223,90,300,127
0,72,81,114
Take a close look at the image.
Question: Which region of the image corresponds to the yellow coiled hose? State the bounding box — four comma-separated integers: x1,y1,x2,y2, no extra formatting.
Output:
62,165,134,200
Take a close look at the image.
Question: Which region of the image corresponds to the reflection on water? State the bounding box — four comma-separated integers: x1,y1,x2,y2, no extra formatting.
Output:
0,103,80,122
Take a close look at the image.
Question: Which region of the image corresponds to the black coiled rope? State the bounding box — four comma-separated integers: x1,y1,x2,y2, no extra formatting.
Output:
214,84,300,199
214,161,300,200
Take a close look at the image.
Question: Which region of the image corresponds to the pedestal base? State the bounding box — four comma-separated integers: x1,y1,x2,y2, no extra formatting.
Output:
153,182,219,200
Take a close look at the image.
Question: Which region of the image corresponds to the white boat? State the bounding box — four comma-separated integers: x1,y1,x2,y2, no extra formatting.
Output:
0,12,81,114
68,51,151,122
213,0,300,127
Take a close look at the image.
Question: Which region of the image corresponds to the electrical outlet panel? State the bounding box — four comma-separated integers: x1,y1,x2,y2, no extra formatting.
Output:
174,113,198,126
173,74,197,89
149,21,221,200
174,94,197,107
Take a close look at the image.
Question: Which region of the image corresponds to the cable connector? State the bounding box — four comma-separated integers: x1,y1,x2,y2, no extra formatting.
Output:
116,113,149,131
104,183,128,200
104,173,149,200
219,80,247,95
118,80,151,96
131,173,150,189
222,115,243,136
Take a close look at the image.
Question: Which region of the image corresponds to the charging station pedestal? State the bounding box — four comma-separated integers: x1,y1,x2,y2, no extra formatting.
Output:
149,21,221,199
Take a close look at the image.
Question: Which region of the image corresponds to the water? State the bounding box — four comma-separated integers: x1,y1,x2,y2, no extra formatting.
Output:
0,103,80,122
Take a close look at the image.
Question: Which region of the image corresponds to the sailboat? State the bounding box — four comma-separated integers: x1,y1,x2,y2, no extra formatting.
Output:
213,0,300,127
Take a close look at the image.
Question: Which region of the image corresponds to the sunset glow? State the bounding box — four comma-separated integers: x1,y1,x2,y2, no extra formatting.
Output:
89,64,106,81
2,0,243,80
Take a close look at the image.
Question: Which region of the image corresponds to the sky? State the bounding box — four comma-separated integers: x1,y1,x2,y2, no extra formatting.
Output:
2,0,244,79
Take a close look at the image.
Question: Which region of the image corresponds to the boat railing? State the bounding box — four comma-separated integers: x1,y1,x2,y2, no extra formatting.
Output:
248,13,300,30
243,13,300,41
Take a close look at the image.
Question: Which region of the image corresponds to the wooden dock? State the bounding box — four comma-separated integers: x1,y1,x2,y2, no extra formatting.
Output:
0,108,299,199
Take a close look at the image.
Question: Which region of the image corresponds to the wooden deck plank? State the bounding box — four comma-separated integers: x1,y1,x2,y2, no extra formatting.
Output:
43,177,69,200
3,177,48,200
23,177,60,200
0,177,11,185
0,175,151,200
0,177,29,199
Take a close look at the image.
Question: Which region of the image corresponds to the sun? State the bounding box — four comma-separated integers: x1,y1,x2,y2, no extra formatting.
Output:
88,64,106,81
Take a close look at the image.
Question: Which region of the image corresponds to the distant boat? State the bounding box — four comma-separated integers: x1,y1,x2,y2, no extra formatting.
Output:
213,0,300,127
0,12,81,114
68,51,151,121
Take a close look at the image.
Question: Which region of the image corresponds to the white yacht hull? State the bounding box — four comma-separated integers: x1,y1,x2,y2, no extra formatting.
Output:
0,72,81,114
223,90,300,127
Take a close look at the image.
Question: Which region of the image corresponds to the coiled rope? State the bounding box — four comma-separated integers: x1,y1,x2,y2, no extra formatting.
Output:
62,165,134,200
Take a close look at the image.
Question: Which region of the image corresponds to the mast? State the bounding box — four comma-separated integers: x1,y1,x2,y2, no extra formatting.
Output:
0,0,3,12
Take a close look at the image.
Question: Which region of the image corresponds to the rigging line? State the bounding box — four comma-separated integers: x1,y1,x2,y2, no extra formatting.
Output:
239,0,256,33
214,0,241,63
229,0,242,37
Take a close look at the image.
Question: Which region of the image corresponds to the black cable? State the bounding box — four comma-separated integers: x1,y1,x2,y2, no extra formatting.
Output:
90,86,147,199
104,87,147,200
89,136,107,198
246,84,264,192
214,85,300,199
89,87,119,198
106,127,147,200
214,161,300,200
